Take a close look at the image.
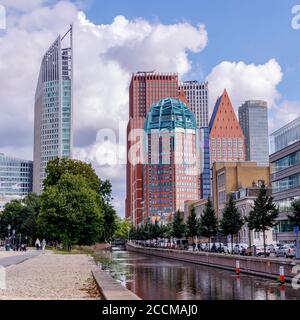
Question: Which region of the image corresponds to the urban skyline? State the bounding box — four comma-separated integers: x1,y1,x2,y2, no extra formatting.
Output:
0,1,300,218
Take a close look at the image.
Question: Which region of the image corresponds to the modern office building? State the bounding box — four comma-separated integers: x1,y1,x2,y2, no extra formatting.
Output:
179,81,209,128
126,72,179,224
33,26,73,193
270,118,300,243
239,100,269,166
212,161,270,219
209,89,245,164
0,153,33,211
143,98,200,224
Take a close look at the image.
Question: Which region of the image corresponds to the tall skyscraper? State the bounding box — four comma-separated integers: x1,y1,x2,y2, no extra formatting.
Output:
209,89,245,163
238,100,269,166
179,81,209,128
33,26,73,193
0,153,33,210
143,98,200,221
126,72,179,225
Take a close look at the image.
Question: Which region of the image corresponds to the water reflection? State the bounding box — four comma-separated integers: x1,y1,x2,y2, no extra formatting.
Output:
94,250,300,300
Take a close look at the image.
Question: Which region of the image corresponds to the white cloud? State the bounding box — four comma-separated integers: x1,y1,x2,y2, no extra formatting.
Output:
0,0,208,216
269,100,300,133
206,59,283,112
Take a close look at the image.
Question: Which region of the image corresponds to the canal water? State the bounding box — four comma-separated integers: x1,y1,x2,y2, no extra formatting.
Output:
94,248,300,300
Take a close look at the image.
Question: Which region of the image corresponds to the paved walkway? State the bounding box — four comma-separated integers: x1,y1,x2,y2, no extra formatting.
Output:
0,251,40,268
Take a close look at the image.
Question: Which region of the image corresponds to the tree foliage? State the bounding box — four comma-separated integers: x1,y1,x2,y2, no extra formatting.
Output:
199,197,218,240
220,193,243,252
37,173,104,249
114,218,131,240
288,199,300,228
0,193,41,244
172,210,186,239
186,208,199,238
247,183,278,256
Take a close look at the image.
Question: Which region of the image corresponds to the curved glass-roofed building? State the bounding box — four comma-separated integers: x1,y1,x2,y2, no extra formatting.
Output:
145,98,197,132
143,98,200,223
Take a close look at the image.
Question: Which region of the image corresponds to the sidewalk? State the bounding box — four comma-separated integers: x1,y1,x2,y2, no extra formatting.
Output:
0,252,101,300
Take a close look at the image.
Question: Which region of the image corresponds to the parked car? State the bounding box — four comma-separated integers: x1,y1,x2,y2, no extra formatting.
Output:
276,244,296,258
227,243,248,254
255,245,271,257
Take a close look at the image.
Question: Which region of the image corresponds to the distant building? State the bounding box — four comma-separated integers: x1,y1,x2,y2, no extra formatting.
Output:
143,98,200,223
33,26,73,193
200,127,210,198
126,72,179,225
239,100,269,166
179,81,209,128
270,119,300,243
209,89,245,164
0,153,33,211
212,161,270,219
233,187,275,246
184,199,208,222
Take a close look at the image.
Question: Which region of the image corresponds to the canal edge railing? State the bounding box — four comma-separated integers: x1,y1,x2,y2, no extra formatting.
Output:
126,242,300,283
92,269,142,300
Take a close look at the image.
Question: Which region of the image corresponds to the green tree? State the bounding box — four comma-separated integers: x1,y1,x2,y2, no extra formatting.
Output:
247,184,279,257
43,158,101,193
37,173,103,250
150,220,161,240
114,218,131,240
220,194,243,253
0,193,41,244
288,199,300,228
186,208,199,241
199,197,218,249
102,204,117,243
172,211,186,239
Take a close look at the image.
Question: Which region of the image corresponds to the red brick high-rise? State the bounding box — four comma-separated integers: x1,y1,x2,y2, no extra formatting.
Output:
209,89,245,163
126,72,179,225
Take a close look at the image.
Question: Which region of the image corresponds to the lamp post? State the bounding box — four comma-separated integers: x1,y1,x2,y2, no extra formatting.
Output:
12,229,15,251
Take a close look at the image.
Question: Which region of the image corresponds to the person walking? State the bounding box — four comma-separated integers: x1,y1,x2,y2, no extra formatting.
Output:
35,238,41,251
41,239,46,254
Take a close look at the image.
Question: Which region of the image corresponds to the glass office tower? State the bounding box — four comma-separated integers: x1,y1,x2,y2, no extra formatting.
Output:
33,26,73,193
239,100,269,166
0,153,33,210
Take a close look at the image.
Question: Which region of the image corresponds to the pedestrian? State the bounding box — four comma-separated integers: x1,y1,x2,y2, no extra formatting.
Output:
35,238,41,251
41,239,46,254
197,242,201,251
192,242,196,251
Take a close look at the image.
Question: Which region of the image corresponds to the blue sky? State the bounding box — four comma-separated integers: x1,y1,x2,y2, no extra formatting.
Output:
84,0,300,102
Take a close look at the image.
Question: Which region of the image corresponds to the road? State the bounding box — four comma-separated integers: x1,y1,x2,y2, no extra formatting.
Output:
0,251,41,268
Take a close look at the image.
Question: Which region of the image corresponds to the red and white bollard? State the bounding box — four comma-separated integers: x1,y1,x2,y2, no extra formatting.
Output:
279,266,285,284
236,260,240,275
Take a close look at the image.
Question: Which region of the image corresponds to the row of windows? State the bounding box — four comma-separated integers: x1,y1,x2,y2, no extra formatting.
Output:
272,173,300,193
271,150,300,174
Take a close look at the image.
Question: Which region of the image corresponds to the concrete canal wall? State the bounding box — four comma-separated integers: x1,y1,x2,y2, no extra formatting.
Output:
126,242,300,282
92,269,141,300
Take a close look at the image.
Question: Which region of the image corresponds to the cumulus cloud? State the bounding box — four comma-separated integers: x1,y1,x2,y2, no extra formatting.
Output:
206,59,283,112
269,100,300,132
0,0,208,216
